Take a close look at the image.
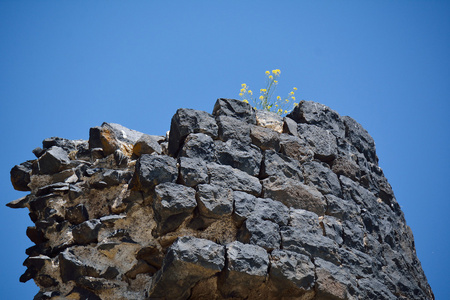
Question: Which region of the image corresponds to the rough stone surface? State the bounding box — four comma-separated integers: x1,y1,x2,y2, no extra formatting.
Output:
8,98,433,299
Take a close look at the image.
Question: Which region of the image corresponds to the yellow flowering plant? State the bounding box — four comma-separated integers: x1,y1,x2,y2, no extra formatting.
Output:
239,69,299,116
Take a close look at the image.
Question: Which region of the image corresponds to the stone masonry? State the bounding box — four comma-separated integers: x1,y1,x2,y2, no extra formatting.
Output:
8,99,433,299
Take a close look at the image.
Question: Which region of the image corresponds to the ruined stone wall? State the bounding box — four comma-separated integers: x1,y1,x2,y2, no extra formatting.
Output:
8,99,433,299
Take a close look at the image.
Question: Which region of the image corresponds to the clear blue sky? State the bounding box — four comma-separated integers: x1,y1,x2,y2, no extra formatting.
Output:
1,1,449,299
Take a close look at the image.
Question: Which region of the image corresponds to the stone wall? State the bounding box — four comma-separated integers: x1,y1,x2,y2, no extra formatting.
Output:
8,99,434,299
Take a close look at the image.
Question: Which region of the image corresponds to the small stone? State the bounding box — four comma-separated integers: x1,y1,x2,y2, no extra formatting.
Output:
208,163,262,196
178,157,209,187
65,204,89,225
297,124,338,162
269,250,315,293
133,134,162,157
153,182,197,235
250,125,280,151
220,241,269,298
216,115,252,144
196,184,233,218
282,116,299,137
72,219,102,244
238,217,281,251
130,154,178,192
149,236,225,299
179,133,216,162
10,160,33,191
262,176,326,215
212,98,256,124
215,139,262,176
36,146,71,175
168,108,218,157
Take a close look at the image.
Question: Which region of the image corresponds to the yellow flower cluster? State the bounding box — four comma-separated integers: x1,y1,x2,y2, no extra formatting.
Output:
238,69,299,116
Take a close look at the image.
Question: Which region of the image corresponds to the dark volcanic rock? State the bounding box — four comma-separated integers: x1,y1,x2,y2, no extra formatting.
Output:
179,133,216,162
178,156,209,187
269,249,315,296
130,154,177,192
196,184,233,218
287,100,346,139
219,241,269,298
168,108,218,157
7,100,434,300
36,146,71,174
215,139,262,176
149,236,225,299
132,134,162,156
212,98,256,124
152,182,197,235
10,160,33,191
297,123,338,162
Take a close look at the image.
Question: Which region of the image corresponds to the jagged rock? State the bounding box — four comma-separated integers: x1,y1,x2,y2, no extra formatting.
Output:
35,146,71,175
261,149,303,180
287,100,346,139
238,216,280,251
168,108,218,156
6,195,29,209
321,215,344,245
269,250,315,296
297,123,338,162
250,125,281,151
59,250,100,283
215,139,262,176
10,160,33,191
281,226,341,265
314,258,357,300
262,176,327,215
331,155,360,181
196,184,233,219
7,99,434,300
72,219,102,244
149,236,225,299
208,163,262,196
233,192,289,226
279,133,314,162
179,132,216,162
288,208,321,234
130,154,177,192
216,115,252,144
132,134,162,156
178,156,209,187
26,226,46,244
89,123,144,156
65,204,89,224
302,160,342,197
219,241,269,298
66,287,101,300
152,182,197,235
212,98,256,124
343,115,377,164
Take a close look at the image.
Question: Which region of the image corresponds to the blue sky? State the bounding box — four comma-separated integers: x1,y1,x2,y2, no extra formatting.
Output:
1,1,449,298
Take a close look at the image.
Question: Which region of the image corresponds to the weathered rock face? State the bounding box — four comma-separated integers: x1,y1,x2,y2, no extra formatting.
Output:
8,99,433,299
